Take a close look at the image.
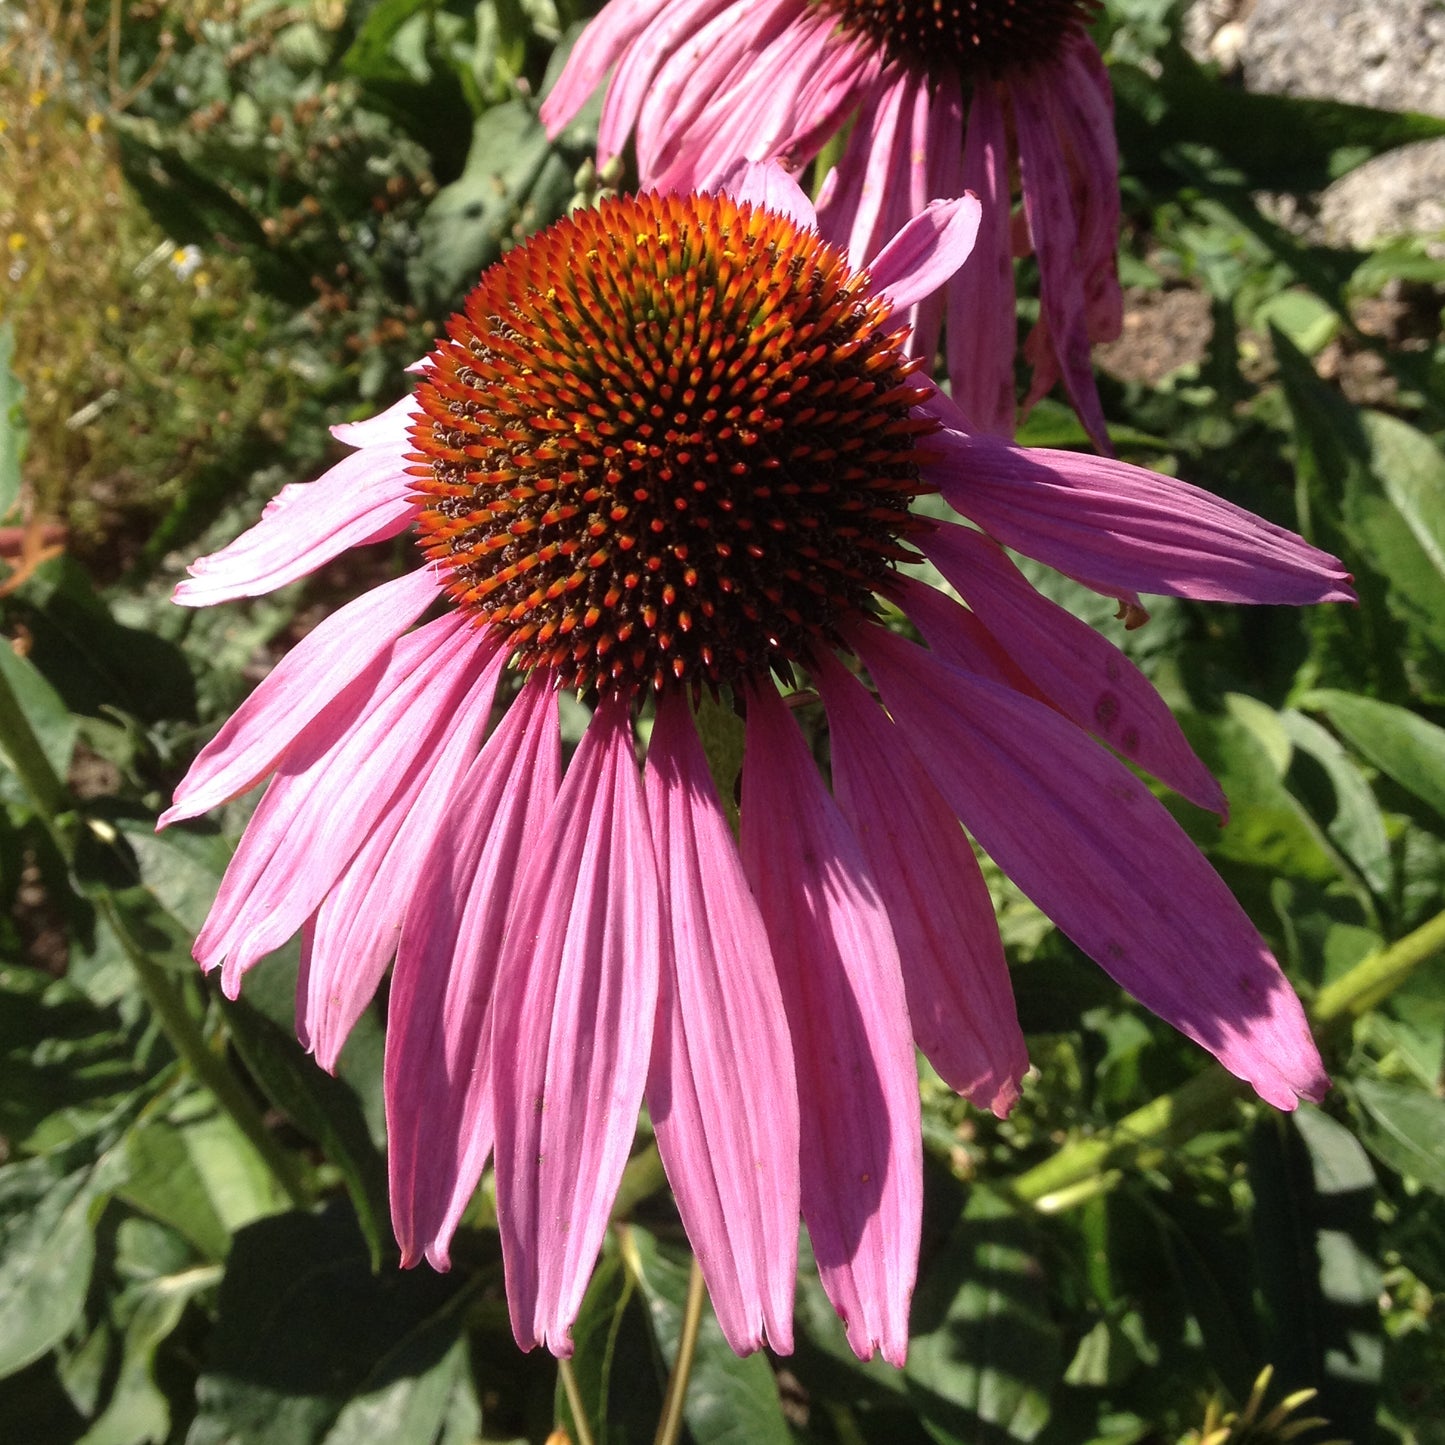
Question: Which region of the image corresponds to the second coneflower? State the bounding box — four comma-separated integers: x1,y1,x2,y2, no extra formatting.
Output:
543,0,1124,449
166,166,1349,1364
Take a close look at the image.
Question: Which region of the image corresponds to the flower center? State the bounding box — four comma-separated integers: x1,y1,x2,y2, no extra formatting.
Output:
818,0,1100,76
409,190,937,696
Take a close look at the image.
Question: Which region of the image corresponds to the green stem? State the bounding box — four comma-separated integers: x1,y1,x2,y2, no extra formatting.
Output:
558,1357,597,1445
0,657,68,837
611,1140,667,1220
1011,907,1445,1211
653,1257,707,1445
99,894,310,1209
1313,907,1445,1026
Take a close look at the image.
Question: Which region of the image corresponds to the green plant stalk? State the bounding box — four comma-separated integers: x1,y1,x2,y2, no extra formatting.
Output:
653,1258,708,1445
98,893,310,1209
1012,906,1445,1209
558,1357,597,1445
0,662,68,836
0,657,308,1207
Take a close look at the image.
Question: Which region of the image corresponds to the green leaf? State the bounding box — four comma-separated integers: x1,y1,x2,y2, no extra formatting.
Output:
1360,410,1445,593
120,1105,288,1261
1350,1077,1445,1194
0,1118,130,1377
189,1207,471,1445
0,321,24,521
557,1239,661,1445
622,1226,793,1445
1248,1106,1383,1443
905,1189,1062,1444
219,951,389,1269
1278,709,1393,898
1113,41,1445,193
1303,690,1445,829
409,99,577,310
0,640,79,809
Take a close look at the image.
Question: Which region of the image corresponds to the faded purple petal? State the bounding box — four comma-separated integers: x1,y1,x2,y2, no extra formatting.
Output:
854,624,1329,1110
814,652,1027,1115
917,522,1227,815
931,429,1355,605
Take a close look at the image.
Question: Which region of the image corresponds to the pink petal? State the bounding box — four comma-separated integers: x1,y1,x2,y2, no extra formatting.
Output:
917,522,1227,815
813,653,1026,1115
929,430,1355,605
739,682,920,1367
643,693,800,1354
891,576,1041,693
297,640,510,1070
1011,69,1111,452
387,678,561,1269
329,393,419,449
162,567,443,826
853,624,1329,1110
868,195,982,314
539,0,675,142
947,76,1017,437
718,158,817,230
193,614,487,996
492,695,661,1355
174,444,419,605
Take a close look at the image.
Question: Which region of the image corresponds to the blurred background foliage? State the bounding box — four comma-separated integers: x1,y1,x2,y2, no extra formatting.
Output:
2,0,1445,1442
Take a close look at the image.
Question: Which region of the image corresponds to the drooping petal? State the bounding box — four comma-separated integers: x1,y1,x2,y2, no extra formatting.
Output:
891,576,1041,694
947,75,1016,436
193,614,485,996
161,567,443,826
386,679,561,1269
867,195,982,315
739,682,920,1367
917,522,1227,815
853,624,1329,1110
1011,68,1111,452
930,430,1355,606
297,639,510,1070
492,695,660,1355
813,652,1026,1115
174,444,420,605
643,692,799,1355
719,158,817,231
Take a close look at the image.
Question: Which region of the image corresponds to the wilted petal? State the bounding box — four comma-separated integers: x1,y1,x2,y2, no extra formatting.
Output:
387,679,561,1269
492,695,660,1355
931,430,1355,606
854,624,1329,1110
644,692,799,1354
814,653,1026,1115
740,682,920,1366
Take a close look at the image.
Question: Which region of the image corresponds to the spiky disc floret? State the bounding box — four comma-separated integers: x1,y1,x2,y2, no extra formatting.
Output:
409,190,938,696
820,0,1101,76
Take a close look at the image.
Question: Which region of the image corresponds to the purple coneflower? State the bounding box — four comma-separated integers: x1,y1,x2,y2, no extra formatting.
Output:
165,166,1349,1364
543,0,1123,449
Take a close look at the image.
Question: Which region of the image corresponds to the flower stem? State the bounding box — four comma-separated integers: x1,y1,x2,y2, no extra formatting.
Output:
0,656,309,1209
1011,905,1445,1210
653,1257,707,1445
558,1357,597,1445
99,893,311,1209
